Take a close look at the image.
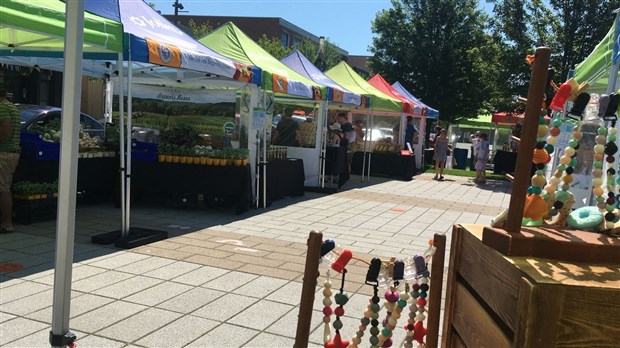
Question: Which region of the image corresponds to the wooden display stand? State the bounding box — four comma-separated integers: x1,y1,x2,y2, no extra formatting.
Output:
442,224,620,348
441,47,620,347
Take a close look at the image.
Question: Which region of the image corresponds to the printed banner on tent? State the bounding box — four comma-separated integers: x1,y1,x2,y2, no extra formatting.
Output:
146,37,238,78
118,83,236,104
272,74,288,94
614,17,620,64
332,88,344,103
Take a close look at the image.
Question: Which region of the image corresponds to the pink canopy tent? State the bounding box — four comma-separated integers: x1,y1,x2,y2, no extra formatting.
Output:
368,74,424,115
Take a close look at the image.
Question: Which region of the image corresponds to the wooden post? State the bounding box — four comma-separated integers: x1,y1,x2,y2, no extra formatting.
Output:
505,47,551,233
294,230,323,348
427,233,446,348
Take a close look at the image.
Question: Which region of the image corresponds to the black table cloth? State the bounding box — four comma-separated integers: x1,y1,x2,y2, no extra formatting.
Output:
324,146,349,188
493,150,518,174
350,152,416,181
131,161,252,214
13,156,118,202
257,158,305,206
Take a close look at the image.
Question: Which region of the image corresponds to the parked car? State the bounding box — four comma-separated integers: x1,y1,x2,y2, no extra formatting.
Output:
17,104,105,141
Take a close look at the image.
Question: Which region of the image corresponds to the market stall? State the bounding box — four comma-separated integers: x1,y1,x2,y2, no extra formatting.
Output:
281,50,366,189
325,62,407,181
199,22,326,204
368,74,426,168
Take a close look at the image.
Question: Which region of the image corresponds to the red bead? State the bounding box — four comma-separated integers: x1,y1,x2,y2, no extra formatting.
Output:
417,298,427,306
335,306,345,316
406,323,414,330
607,155,615,163
412,283,420,291
323,306,332,316
607,197,616,205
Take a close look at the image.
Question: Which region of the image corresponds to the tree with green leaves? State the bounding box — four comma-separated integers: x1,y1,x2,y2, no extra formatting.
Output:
257,35,342,71
369,0,501,123
187,19,212,39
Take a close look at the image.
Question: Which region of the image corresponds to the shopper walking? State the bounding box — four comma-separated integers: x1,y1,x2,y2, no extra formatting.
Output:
475,133,490,184
0,89,20,233
433,129,448,180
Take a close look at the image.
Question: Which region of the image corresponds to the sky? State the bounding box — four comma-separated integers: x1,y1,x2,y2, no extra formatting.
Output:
150,0,391,56
151,0,493,56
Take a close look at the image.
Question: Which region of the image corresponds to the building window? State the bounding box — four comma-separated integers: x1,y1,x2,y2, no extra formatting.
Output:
292,37,302,48
280,31,289,47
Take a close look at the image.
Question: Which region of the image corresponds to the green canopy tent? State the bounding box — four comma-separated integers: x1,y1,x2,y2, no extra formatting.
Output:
574,15,620,94
325,61,404,179
199,22,329,201
0,0,123,58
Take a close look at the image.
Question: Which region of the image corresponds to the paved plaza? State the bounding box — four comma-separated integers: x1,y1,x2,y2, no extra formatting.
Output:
0,173,511,347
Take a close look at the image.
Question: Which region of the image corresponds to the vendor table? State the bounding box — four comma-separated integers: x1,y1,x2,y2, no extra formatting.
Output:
260,158,305,205
324,146,349,188
131,161,252,214
350,152,416,181
442,224,620,348
493,150,518,174
13,156,118,203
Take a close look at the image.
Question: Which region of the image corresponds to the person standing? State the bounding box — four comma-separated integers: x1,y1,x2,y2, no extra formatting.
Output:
433,129,448,180
272,113,300,146
404,116,419,150
0,90,20,233
475,133,490,184
470,130,481,168
336,112,353,148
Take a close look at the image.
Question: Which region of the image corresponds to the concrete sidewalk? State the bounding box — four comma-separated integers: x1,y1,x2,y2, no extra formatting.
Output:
0,173,511,347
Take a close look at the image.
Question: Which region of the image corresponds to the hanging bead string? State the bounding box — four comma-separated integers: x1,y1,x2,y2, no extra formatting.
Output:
376,285,402,347
325,269,350,348
411,275,430,347
369,285,381,348
530,110,552,199
322,271,333,345
542,110,563,214
593,123,608,219
348,300,372,348
605,119,618,229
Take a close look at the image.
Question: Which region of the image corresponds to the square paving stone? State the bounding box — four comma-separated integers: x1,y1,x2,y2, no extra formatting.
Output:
124,281,193,307
233,275,289,299
186,323,259,348
227,299,293,331
264,281,302,305
0,281,51,304
135,315,219,348
171,265,230,286
2,288,54,316
265,306,322,339
202,271,258,291
142,260,201,280
71,270,134,293
70,301,146,333
245,332,296,348
92,275,163,299
0,317,48,346
191,292,258,322
25,292,113,323
115,256,176,275
86,252,150,269
75,334,126,348
96,307,182,342
1,328,48,348
157,287,225,314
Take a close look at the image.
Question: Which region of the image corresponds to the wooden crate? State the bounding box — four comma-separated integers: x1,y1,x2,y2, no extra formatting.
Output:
442,224,620,348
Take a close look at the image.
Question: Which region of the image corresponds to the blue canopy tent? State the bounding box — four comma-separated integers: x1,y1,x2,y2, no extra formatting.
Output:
392,81,439,119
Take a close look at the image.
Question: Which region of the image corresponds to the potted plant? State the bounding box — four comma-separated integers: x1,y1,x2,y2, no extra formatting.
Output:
205,149,214,165
240,148,249,166
171,145,180,163
157,144,168,162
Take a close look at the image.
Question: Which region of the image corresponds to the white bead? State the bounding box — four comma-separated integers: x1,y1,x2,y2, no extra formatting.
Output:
400,293,410,301
407,331,414,337
324,281,332,288
418,277,429,284
610,128,617,135
388,317,397,326
416,313,426,321
323,298,332,306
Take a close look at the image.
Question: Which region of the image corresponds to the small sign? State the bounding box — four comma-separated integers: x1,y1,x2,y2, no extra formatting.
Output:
252,109,266,130
223,121,235,135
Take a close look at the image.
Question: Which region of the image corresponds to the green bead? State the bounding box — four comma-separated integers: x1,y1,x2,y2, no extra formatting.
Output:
369,336,380,345
597,195,605,203
370,303,380,312
594,160,603,169
381,327,392,337
569,139,578,148
539,117,547,124
557,164,566,172
370,327,380,336
333,319,343,330
542,192,550,200
536,170,544,175
555,190,569,202
397,299,407,308
598,128,608,135
607,205,615,212
531,187,542,195
609,135,617,142
553,119,562,127
570,158,578,167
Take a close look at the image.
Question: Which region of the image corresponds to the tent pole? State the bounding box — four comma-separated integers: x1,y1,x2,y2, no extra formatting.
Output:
361,108,368,182
320,101,328,188
367,106,374,181
117,53,126,235
49,1,83,347
124,38,133,236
